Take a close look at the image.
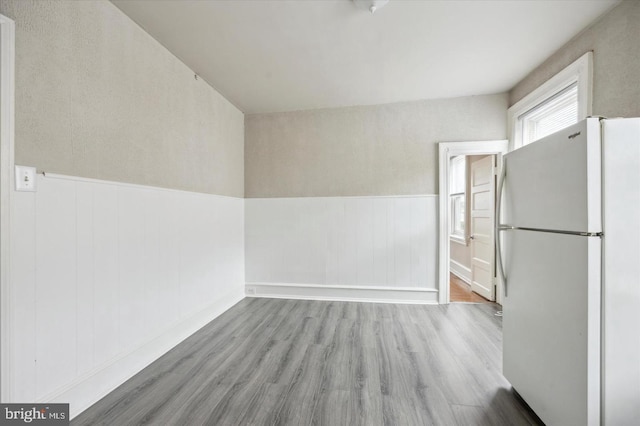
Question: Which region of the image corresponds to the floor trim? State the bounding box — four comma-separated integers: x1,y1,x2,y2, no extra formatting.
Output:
246,282,438,305
450,259,471,284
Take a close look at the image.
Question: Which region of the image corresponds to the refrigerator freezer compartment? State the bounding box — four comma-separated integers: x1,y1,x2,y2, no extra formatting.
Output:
502,118,601,234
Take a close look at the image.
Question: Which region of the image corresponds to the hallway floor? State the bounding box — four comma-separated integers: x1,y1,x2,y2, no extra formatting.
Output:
450,273,493,304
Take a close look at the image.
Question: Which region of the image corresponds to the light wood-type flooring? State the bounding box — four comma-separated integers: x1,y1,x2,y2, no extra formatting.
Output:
450,273,493,304
72,298,542,426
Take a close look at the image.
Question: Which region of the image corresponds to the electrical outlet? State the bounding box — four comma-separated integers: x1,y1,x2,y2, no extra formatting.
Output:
246,287,256,295
15,165,37,192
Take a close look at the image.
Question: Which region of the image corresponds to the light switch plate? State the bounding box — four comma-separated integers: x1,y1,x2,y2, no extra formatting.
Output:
15,165,37,192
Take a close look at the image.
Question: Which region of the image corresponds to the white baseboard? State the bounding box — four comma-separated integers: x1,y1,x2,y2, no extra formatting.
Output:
245,282,438,305
46,287,244,420
450,260,471,284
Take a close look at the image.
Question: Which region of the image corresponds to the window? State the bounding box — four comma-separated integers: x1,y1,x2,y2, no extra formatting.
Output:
520,83,578,146
508,52,592,150
450,155,465,241
451,194,465,236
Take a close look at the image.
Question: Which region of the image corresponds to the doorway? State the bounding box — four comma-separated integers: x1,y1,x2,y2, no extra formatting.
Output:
448,154,495,303
437,140,508,305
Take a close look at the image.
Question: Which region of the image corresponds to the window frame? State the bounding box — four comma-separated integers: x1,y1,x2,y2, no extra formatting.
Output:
507,51,593,151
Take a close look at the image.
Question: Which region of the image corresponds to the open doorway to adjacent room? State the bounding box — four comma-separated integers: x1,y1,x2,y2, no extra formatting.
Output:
438,140,508,305
448,154,496,303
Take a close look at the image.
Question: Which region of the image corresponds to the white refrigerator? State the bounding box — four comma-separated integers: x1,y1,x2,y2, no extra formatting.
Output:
498,117,640,426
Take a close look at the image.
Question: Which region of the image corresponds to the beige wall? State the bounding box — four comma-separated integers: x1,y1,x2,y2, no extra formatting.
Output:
0,0,244,197
510,0,640,118
245,94,507,198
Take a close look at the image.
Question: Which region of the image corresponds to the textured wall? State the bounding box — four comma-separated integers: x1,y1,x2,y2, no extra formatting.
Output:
245,94,508,197
510,0,640,118
0,0,244,197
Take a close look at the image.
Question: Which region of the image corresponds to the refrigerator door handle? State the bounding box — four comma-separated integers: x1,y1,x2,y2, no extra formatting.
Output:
496,162,508,296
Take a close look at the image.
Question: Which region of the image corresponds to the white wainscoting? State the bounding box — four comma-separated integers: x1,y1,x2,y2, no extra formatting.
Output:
9,174,245,418
245,196,438,304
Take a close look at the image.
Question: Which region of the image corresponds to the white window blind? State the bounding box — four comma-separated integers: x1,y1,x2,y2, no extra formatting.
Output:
520,83,578,146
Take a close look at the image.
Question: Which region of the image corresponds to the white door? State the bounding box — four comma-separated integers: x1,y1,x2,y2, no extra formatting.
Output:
470,155,495,300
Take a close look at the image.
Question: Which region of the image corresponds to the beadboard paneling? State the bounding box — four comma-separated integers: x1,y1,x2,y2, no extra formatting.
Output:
245,196,438,300
9,174,245,417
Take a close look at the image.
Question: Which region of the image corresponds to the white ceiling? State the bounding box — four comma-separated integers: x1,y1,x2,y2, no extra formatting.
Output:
111,0,619,114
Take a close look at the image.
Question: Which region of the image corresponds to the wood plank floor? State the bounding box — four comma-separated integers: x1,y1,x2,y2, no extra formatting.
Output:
72,298,542,426
450,273,492,304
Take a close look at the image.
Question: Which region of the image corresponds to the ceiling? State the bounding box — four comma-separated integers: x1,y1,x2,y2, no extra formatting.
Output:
111,0,619,114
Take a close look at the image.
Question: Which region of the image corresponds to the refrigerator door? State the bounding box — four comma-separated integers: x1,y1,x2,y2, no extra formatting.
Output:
502,229,601,426
601,118,640,424
503,118,601,233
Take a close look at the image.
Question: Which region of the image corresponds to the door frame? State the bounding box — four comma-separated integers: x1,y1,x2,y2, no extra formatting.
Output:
0,13,15,402
438,140,508,305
